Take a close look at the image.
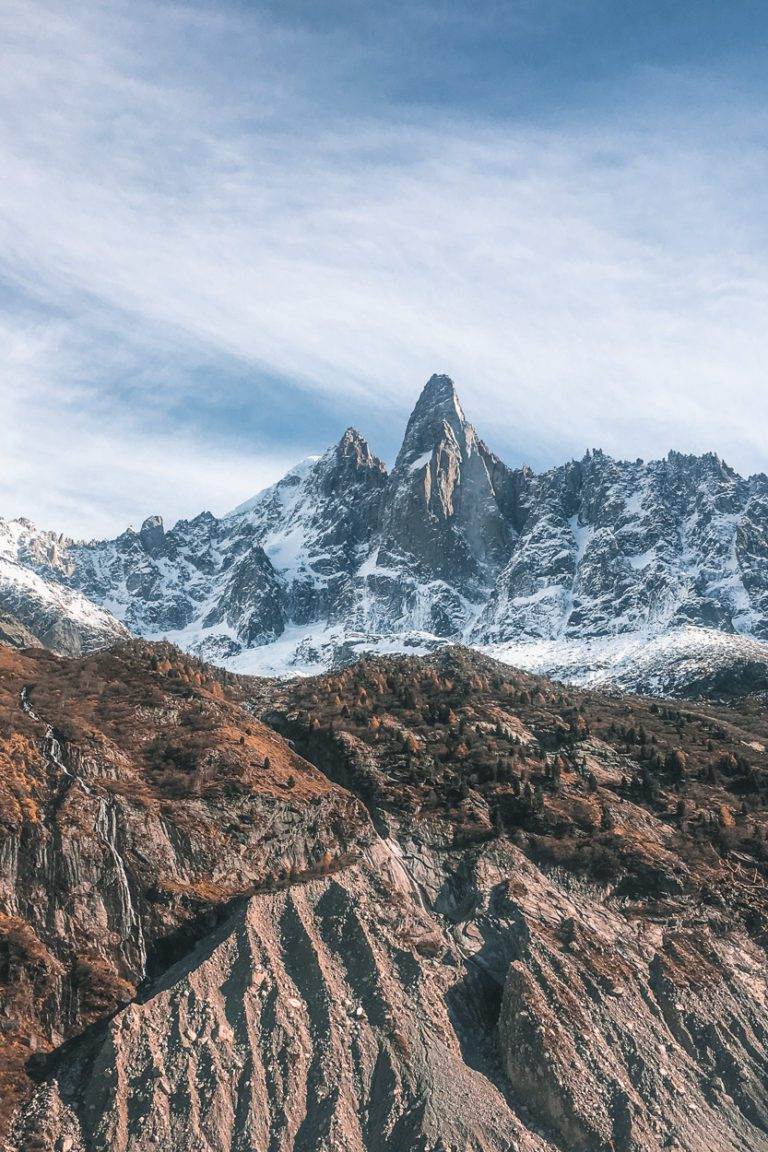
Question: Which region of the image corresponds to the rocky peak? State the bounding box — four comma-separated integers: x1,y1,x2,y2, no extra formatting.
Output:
394,373,468,469
337,425,377,460
415,371,464,415
318,428,387,493
139,514,165,557
5,375,768,689
378,375,512,587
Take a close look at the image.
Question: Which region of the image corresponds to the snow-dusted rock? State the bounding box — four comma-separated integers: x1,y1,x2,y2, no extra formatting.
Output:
2,375,768,692
0,555,127,656
379,373,511,586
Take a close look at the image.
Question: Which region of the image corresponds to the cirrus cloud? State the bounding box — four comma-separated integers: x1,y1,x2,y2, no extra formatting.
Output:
1,0,768,536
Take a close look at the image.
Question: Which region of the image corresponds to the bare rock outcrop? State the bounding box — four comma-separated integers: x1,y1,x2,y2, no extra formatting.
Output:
10,860,549,1152
0,643,368,1135
3,645,768,1151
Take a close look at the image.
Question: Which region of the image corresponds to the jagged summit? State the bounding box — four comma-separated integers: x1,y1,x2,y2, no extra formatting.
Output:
337,425,367,450
378,374,512,589
139,514,165,556
395,373,468,469
2,373,768,691
338,425,367,445
415,372,464,416
324,426,386,476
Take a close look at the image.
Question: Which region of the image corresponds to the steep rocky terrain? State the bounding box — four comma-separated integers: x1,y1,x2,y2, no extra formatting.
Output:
2,376,768,693
0,522,127,656
3,644,767,1151
0,642,367,1140
0,612,42,652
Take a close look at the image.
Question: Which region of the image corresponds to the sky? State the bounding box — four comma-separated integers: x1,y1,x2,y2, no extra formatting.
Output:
2,0,768,538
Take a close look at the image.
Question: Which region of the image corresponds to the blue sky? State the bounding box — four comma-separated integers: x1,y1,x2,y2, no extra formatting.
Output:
1,0,768,536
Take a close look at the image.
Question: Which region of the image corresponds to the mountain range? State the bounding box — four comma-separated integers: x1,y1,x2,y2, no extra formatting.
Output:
3,373,768,695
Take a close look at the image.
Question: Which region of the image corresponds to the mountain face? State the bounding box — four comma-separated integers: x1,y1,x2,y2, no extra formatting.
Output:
379,373,512,586
0,521,128,656
3,644,768,1150
2,375,768,692
241,428,388,630
476,449,768,644
0,642,368,1144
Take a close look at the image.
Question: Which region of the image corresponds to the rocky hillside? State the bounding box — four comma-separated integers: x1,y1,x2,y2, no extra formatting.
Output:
3,644,767,1151
0,642,367,1141
2,376,768,693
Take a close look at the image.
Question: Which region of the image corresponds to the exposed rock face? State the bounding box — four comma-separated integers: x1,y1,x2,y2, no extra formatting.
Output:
0,643,367,1135
475,449,768,645
380,374,511,585
0,554,128,657
240,428,388,629
11,862,545,1152
248,649,768,1152
5,511,288,651
348,374,514,642
137,515,166,558
0,611,42,651
3,645,768,1150
69,511,286,643
496,849,768,1152
17,846,768,1152
202,542,286,650
3,378,768,691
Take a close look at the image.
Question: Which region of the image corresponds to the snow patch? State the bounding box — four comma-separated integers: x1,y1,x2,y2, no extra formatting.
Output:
408,450,433,474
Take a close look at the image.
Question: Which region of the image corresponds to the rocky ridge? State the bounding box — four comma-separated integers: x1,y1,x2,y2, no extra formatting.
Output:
0,520,128,656
2,376,768,693
0,642,367,1139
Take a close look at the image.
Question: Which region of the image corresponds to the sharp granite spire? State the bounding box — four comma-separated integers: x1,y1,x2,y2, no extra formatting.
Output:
379,374,513,590
394,374,468,470
2,374,768,694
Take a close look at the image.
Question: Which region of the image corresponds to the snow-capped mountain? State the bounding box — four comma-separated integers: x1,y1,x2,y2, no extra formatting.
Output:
2,374,768,693
0,520,128,655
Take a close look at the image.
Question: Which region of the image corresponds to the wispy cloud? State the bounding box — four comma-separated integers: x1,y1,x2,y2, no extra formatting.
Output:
1,0,768,536
0,308,297,537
